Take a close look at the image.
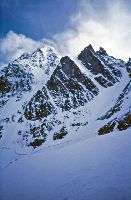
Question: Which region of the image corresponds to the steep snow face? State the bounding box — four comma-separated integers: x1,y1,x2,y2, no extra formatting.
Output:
11,45,60,85
30,46,60,79
0,44,130,170
97,80,131,135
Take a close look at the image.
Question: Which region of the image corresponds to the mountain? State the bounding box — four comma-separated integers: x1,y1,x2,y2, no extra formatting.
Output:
0,44,130,169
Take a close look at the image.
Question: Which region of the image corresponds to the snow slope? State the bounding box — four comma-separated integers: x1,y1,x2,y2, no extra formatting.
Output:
0,129,131,200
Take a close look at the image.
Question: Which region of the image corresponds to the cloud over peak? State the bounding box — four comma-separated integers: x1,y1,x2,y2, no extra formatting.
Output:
0,0,131,66
53,0,131,60
0,31,44,66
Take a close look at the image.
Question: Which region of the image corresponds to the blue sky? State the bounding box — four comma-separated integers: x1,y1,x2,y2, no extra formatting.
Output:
0,0,80,39
0,0,121,39
0,0,131,65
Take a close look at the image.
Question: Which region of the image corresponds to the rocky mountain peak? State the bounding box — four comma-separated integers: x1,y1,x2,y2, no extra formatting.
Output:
31,45,59,60
84,44,94,52
78,44,95,62
97,47,108,56
78,45,122,87
40,45,56,54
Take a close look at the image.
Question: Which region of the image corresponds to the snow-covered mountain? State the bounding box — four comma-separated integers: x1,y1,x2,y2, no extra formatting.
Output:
0,44,130,169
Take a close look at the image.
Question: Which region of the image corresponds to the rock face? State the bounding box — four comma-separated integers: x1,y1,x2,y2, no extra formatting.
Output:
53,126,68,140
98,111,131,135
117,112,131,131
24,88,55,120
47,56,99,111
78,45,123,87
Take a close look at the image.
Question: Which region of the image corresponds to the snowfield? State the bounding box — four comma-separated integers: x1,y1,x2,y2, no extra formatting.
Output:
0,129,131,200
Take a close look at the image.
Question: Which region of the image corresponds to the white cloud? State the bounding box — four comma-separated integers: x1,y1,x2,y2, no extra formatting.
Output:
53,0,131,61
0,31,44,66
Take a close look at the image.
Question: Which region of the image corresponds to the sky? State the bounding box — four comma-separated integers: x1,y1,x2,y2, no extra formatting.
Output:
0,0,131,65
0,0,80,39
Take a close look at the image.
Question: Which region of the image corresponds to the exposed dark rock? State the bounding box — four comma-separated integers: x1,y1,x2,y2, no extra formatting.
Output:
0,76,11,93
21,123,47,148
29,139,45,148
29,124,47,138
0,125,3,139
24,88,55,120
98,120,116,135
97,47,108,56
95,76,113,88
53,126,68,140
71,123,81,127
71,121,88,127
18,116,24,123
126,58,131,66
98,111,131,135
117,112,131,131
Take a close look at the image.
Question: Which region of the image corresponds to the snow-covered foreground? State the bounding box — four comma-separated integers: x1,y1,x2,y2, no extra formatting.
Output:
0,129,131,200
